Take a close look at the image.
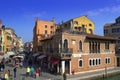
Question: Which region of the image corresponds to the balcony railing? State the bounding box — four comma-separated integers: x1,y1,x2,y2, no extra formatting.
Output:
43,48,73,58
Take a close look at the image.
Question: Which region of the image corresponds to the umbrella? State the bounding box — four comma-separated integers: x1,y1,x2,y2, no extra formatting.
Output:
13,56,24,59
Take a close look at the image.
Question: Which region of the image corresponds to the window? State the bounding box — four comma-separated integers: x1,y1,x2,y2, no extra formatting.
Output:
75,27,77,30
89,23,92,26
89,58,101,66
82,24,85,27
74,21,78,25
89,41,100,54
45,25,47,28
79,40,82,51
89,59,92,66
79,59,83,67
99,59,101,64
105,57,110,64
64,39,68,49
93,59,95,65
105,42,109,50
96,59,98,65
89,29,93,34
104,29,108,34
50,31,52,34
51,26,53,29
45,30,47,34
78,27,81,31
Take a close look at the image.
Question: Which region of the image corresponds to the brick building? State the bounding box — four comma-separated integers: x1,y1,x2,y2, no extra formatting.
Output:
41,31,117,74
33,18,57,52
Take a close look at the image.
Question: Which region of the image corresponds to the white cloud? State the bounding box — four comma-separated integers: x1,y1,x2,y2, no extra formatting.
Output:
84,5,120,16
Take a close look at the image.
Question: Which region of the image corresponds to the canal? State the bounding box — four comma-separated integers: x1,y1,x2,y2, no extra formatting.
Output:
91,72,120,80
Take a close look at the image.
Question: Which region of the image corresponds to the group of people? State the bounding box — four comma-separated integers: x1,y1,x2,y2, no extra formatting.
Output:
26,66,41,78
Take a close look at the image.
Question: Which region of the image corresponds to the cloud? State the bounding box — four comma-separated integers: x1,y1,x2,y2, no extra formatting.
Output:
84,5,120,16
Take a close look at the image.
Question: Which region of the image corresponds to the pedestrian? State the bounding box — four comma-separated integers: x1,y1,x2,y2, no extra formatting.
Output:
35,68,40,77
63,72,67,80
20,61,23,68
26,66,30,77
1,62,5,72
4,70,9,80
30,66,35,77
13,67,17,78
38,66,41,76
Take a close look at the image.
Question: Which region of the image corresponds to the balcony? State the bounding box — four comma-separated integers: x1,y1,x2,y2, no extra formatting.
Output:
55,48,73,59
44,48,73,59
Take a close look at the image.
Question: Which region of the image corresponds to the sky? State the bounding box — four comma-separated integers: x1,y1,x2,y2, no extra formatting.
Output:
0,0,120,42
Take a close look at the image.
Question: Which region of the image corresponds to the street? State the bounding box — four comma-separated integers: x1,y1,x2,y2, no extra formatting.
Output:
0,65,63,80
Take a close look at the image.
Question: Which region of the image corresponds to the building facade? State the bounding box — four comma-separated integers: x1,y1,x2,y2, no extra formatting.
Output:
41,31,116,74
104,16,120,67
60,15,94,34
33,18,57,52
104,16,120,37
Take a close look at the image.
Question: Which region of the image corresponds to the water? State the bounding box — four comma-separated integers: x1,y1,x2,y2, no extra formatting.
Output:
91,72,120,80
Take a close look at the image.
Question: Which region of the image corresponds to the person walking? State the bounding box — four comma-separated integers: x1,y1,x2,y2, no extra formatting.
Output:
63,72,67,80
26,66,30,77
13,67,17,78
4,70,9,80
30,66,35,77
35,68,40,77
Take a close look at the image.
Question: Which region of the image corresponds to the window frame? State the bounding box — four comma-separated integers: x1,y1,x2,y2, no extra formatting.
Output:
78,59,83,68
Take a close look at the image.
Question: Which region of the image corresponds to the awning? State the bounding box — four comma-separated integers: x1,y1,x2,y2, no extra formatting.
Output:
4,54,9,58
50,57,60,65
13,55,24,59
7,51,15,56
0,52,4,55
37,55,46,60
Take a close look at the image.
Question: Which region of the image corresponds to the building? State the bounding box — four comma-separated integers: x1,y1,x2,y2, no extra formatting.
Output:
4,31,12,53
17,37,24,52
24,42,33,52
33,18,57,52
104,16,120,67
60,15,94,34
104,17,120,37
40,31,117,75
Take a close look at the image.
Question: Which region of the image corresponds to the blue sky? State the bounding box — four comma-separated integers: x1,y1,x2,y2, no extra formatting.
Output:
0,0,120,42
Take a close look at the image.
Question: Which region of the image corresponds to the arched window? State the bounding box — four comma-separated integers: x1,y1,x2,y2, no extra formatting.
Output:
93,59,95,65
89,59,92,66
79,60,83,67
79,40,82,51
64,39,68,49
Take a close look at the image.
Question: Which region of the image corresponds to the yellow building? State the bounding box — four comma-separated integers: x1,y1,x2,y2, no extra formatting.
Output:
61,15,94,34
4,31,12,53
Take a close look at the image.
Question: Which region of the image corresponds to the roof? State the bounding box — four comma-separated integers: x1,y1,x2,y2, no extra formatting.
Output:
104,23,113,28
62,15,94,24
86,34,118,40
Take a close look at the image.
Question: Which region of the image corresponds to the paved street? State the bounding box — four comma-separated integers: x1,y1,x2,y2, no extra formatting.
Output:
1,64,120,80
1,65,63,80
